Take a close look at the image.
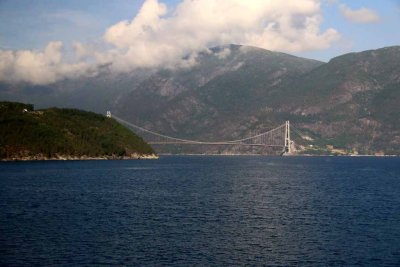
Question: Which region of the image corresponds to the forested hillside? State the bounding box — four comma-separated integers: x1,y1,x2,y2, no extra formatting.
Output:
0,102,156,160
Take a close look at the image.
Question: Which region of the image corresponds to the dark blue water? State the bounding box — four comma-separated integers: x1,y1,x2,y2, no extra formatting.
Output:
1,156,400,266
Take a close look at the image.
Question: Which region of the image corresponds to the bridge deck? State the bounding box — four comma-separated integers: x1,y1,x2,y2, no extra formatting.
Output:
149,142,284,147
113,115,290,150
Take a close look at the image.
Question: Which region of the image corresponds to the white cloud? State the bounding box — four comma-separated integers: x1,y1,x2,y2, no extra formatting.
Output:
339,4,380,24
0,41,92,85
101,0,340,73
72,42,92,60
0,0,341,84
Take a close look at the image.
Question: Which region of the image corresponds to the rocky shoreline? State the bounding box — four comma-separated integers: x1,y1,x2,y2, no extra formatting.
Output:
1,153,159,161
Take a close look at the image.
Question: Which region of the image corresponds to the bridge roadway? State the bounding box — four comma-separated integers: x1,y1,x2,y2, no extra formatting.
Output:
149,141,283,147
112,114,290,149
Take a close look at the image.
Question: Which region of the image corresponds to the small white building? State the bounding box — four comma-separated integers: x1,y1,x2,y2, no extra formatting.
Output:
106,111,111,118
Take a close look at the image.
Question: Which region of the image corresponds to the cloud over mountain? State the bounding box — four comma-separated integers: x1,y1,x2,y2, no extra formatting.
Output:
0,0,340,85
0,42,92,85
102,0,340,72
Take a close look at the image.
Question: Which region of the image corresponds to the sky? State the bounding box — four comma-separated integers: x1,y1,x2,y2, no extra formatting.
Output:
0,0,399,85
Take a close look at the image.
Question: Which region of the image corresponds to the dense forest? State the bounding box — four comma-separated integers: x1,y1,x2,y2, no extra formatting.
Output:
0,102,156,160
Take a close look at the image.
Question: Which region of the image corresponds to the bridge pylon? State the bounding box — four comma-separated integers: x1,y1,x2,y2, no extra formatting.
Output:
284,120,291,154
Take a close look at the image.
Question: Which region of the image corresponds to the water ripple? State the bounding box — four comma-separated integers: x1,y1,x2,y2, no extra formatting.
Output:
1,156,400,266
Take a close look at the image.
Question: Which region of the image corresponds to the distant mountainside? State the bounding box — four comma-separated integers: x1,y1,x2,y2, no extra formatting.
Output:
0,45,399,155
268,46,400,155
0,102,156,160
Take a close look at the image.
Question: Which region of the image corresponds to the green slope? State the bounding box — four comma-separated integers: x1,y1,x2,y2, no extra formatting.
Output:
0,102,155,160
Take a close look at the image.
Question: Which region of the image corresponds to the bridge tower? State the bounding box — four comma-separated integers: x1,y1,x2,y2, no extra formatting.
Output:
284,120,291,154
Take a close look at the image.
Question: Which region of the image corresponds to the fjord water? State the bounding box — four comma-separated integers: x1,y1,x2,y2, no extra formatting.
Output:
1,156,400,266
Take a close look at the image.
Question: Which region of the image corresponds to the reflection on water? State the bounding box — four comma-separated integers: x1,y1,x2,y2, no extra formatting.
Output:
1,156,400,266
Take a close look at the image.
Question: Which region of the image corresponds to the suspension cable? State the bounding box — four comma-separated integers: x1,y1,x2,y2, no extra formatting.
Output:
113,115,286,144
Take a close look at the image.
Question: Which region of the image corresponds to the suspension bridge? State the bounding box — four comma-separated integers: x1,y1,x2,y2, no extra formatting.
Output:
111,113,294,154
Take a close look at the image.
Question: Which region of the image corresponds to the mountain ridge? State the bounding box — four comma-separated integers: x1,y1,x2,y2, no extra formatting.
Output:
0,45,399,155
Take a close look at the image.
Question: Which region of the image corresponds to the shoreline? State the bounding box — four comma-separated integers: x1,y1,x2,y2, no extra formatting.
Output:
157,153,399,157
2,154,398,161
1,153,159,162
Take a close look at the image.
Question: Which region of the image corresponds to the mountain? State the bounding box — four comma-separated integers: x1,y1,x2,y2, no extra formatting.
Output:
114,45,323,139
268,46,400,154
0,45,399,155
0,101,156,160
